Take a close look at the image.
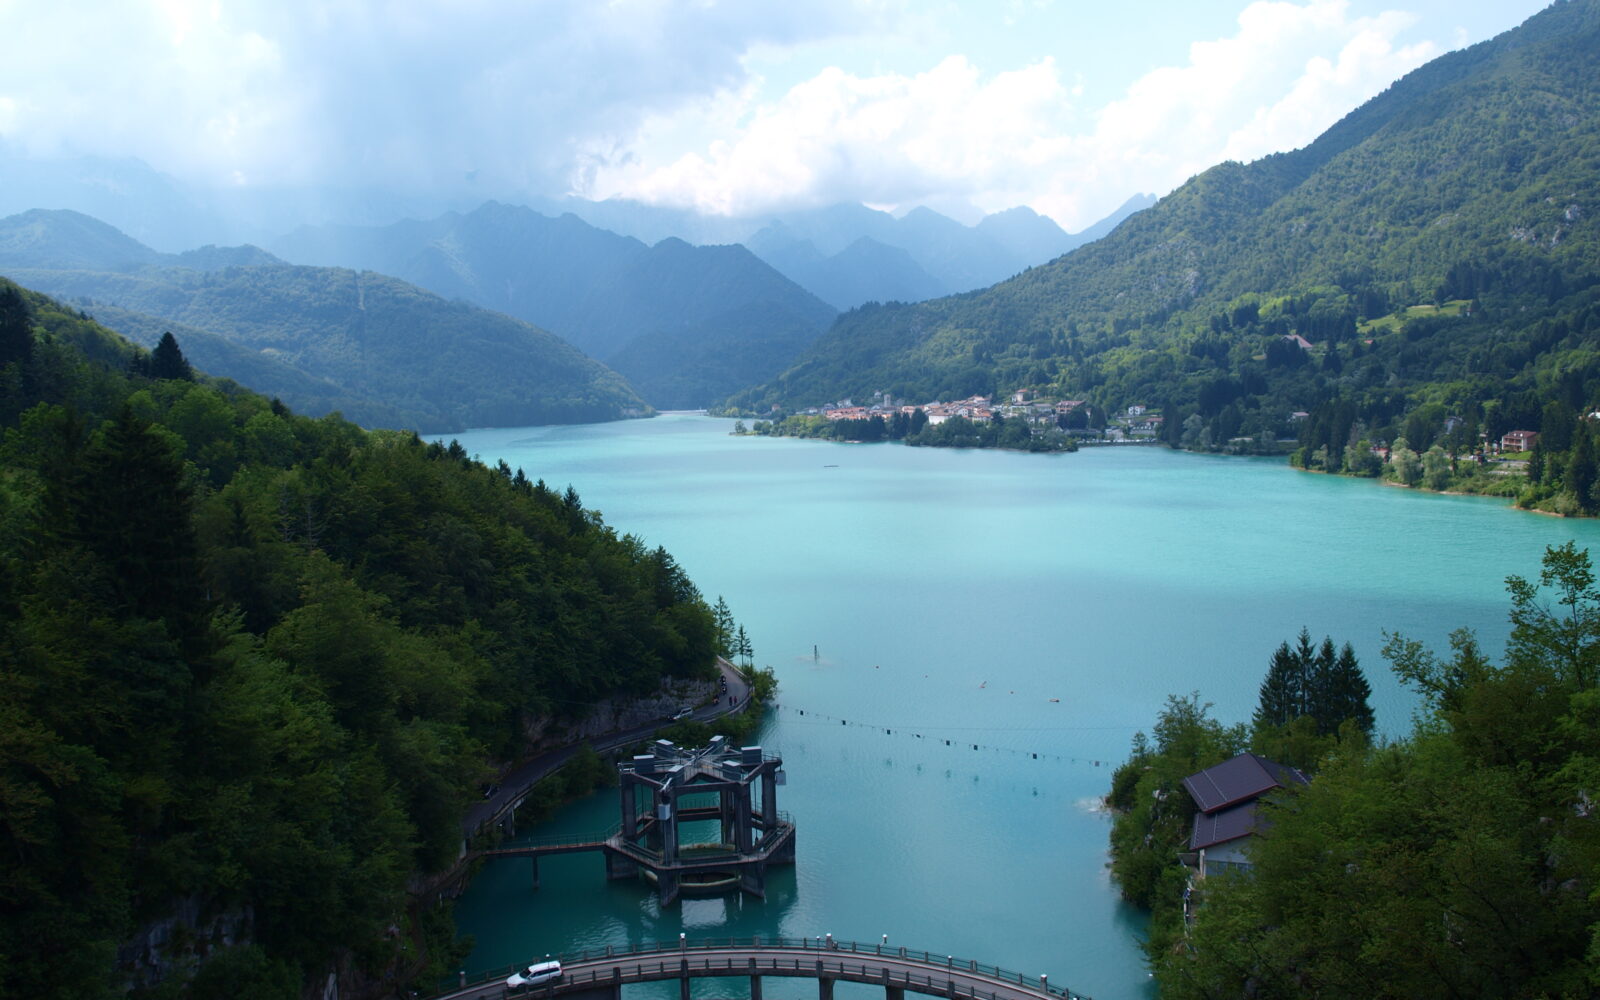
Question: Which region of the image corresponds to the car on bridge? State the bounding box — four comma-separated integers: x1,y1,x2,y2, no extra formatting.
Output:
506,960,561,989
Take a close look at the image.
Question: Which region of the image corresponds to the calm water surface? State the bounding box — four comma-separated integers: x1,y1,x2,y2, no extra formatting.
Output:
439,416,1600,1000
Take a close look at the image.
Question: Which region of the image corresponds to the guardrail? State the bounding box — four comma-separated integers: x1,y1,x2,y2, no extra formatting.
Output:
434,936,1090,1000
481,824,622,852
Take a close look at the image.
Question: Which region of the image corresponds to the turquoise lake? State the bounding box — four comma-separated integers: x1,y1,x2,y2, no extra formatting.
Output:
439,415,1600,1000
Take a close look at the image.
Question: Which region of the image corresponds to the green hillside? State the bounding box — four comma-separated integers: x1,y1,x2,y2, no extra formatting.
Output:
0,278,720,999
71,304,417,429
2,211,649,432
272,202,838,409
729,0,1600,468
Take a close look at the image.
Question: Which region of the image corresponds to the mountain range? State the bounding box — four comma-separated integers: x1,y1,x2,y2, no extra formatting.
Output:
729,0,1600,460
269,201,840,409
0,138,1150,313
0,209,646,432
532,193,1155,309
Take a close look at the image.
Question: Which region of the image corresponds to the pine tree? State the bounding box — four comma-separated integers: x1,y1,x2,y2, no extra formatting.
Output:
69,405,206,640
1309,636,1338,734
1290,627,1317,718
713,596,735,657
1254,641,1302,730
148,331,194,381
1328,642,1375,733
0,283,32,369
1569,426,1596,513
735,624,752,667
1256,629,1373,736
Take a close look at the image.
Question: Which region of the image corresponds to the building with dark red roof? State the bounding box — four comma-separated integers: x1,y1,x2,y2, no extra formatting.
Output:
1181,753,1308,877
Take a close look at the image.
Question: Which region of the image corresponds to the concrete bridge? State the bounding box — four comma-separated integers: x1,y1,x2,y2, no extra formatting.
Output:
433,937,1091,1000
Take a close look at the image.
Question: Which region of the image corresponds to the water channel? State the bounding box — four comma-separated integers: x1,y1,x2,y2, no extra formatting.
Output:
437,415,1600,1000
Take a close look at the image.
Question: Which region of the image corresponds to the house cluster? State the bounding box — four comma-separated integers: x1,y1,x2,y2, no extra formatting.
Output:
817,394,1002,425
805,392,1166,441
1122,404,1163,438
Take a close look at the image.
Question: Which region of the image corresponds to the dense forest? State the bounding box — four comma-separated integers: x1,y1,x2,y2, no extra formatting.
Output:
0,279,720,1000
1108,543,1600,997
725,0,1600,481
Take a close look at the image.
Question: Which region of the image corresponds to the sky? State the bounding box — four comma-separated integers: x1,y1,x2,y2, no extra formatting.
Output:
0,0,1555,232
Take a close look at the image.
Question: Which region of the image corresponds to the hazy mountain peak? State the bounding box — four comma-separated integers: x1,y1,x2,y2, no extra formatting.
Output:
0,207,162,271
171,244,284,270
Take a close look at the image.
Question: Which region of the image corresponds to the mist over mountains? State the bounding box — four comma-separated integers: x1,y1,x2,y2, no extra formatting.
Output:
0,138,1152,311
526,194,1156,309
268,202,837,409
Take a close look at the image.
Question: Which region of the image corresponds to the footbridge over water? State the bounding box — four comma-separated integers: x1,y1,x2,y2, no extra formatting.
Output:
434,937,1092,1000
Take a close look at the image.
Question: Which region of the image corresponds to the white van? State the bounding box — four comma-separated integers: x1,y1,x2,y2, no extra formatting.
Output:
506,960,562,989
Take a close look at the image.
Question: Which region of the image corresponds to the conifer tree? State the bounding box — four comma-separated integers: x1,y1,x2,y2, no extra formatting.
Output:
1310,636,1338,733
148,330,194,381
1254,640,1302,730
1327,642,1375,733
0,283,32,369
713,596,735,657
1255,629,1374,736
1569,425,1596,513
69,404,206,641
1290,627,1317,718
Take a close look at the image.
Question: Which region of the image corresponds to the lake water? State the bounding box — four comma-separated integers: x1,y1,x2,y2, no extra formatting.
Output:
438,415,1600,1000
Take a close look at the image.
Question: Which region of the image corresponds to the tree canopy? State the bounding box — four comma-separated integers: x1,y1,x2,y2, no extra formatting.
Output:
0,279,719,1000
1113,543,1600,997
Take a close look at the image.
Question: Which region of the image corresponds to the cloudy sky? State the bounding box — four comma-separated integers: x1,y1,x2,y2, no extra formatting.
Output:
0,0,1551,230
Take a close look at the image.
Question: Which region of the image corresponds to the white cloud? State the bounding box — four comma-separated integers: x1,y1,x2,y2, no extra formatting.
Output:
594,0,1439,231
0,0,1468,232
586,55,1077,216
0,0,885,194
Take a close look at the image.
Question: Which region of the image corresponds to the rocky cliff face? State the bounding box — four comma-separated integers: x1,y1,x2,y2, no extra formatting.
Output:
117,897,254,990
520,673,720,753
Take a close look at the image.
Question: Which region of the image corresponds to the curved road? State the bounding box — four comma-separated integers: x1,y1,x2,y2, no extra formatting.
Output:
436,939,1089,1000
464,659,750,837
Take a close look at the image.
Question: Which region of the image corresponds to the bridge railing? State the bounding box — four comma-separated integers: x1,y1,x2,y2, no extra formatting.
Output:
486,824,622,851
432,936,1088,1000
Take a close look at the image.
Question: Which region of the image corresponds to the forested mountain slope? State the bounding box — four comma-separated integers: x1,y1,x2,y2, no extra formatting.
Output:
0,278,720,999
731,0,1600,461
273,202,837,409
1,210,648,431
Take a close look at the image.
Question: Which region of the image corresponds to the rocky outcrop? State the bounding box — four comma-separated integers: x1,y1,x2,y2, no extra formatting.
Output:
117,897,254,990
519,673,718,753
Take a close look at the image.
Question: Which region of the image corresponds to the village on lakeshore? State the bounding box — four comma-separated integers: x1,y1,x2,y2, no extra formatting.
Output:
803,391,1164,443
777,390,1553,465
